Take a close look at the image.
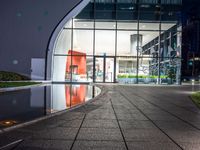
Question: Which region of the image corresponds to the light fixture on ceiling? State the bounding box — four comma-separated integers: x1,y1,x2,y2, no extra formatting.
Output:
142,25,146,28
140,5,150,8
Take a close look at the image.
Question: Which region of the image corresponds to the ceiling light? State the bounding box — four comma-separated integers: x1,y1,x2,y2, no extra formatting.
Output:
140,5,150,8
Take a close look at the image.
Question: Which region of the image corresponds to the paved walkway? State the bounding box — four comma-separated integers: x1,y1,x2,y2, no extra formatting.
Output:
0,84,200,150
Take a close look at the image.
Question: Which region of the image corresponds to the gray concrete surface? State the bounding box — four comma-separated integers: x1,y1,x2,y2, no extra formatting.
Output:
0,84,200,150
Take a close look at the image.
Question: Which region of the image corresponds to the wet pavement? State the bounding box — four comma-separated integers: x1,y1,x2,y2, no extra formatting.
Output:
0,84,200,150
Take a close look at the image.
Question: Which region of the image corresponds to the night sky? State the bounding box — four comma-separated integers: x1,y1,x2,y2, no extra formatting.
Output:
182,0,200,25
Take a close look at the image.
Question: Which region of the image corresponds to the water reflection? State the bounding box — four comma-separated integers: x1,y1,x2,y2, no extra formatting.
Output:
0,84,100,129
51,84,100,112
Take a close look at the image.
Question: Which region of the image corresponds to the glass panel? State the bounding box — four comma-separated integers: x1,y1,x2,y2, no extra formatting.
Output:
75,3,94,19
161,22,176,31
139,0,158,4
116,10,137,20
116,2,137,20
117,30,137,56
52,56,71,82
95,57,104,82
139,22,159,30
140,31,160,83
161,0,182,4
73,29,94,55
69,56,93,82
116,57,137,84
95,0,115,4
105,58,114,82
95,10,116,20
139,31,160,47
95,30,115,56
138,57,152,83
161,10,181,22
117,22,137,30
139,4,161,21
159,57,181,84
117,0,136,3
95,21,116,29
73,20,94,29
54,29,71,54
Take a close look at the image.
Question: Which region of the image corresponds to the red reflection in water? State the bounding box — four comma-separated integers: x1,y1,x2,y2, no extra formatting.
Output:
65,85,86,107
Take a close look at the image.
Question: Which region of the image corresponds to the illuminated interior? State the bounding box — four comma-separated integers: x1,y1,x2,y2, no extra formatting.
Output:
52,0,182,84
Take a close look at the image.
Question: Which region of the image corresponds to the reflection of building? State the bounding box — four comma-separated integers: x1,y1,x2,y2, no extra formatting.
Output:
52,0,182,84
65,85,86,107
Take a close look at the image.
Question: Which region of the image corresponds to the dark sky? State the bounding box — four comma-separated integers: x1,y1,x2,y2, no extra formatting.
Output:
182,0,200,25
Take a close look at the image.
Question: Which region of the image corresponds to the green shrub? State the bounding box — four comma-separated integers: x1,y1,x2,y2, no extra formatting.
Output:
0,82,39,88
128,75,137,78
160,75,168,79
117,74,128,78
0,71,30,81
191,92,200,108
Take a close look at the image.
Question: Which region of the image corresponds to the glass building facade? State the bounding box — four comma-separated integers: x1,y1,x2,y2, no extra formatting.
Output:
52,0,182,84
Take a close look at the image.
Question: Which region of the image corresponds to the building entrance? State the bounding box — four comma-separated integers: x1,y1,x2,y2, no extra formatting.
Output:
94,56,115,83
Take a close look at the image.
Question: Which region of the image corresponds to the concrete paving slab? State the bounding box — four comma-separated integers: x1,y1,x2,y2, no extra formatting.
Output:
15,139,73,150
72,140,126,150
31,127,79,140
119,120,157,130
77,128,123,141
127,141,181,150
82,119,119,129
122,129,172,142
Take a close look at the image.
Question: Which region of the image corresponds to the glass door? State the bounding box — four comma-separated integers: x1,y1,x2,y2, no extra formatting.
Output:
94,56,115,83
94,57,104,82
105,58,114,82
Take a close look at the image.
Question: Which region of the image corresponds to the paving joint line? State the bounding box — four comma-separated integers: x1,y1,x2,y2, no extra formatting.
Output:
70,114,86,150
118,90,184,150
126,88,200,131
139,88,200,115
109,98,129,150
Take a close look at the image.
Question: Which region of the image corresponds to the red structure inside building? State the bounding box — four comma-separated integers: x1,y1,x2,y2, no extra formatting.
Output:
66,50,86,80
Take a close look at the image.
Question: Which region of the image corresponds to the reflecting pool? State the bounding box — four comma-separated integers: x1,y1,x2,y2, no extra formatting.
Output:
0,84,100,129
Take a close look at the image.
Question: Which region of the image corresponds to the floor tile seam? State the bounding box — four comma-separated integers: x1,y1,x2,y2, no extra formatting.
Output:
69,114,86,150
109,99,129,150
118,89,184,150
122,91,196,118
126,91,200,131
130,89,200,115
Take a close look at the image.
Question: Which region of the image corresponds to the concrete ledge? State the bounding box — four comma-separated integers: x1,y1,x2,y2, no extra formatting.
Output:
0,81,52,93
